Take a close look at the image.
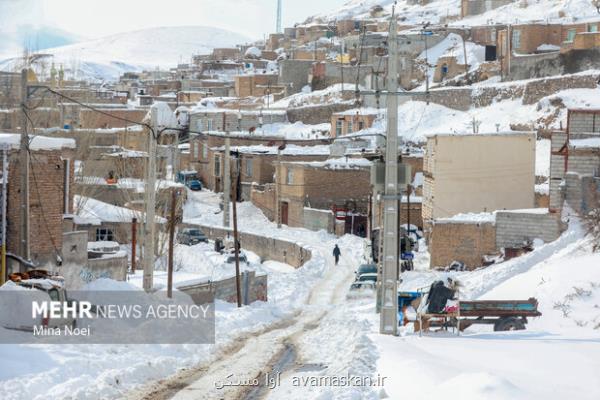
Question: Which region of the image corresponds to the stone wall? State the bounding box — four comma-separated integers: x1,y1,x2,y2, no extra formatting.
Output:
279,59,314,94
495,210,565,248
177,271,267,305
187,223,312,268
522,74,599,105
426,73,600,111
565,173,600,214
287,103,356,125
428,221,497,270
303,207,334,233
508,48,600,81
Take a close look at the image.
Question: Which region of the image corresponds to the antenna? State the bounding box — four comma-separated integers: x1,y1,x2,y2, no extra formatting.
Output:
276,0,283,33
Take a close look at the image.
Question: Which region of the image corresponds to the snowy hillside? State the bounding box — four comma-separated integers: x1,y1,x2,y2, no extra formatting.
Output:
0,26,251,81
315,0,599,26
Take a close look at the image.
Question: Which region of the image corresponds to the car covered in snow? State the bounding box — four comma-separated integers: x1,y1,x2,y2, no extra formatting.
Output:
355,263,377,280
225,249,248,264
350,273,377,290
177,228,208,245
0,276,76,331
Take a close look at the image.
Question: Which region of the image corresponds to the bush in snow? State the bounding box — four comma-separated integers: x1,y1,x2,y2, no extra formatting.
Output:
586,208,600,252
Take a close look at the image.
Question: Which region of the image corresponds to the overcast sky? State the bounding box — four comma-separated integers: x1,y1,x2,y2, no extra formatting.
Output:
2,0,348,40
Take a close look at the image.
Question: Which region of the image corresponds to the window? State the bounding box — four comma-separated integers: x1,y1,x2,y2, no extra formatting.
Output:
335,119,343,136
206,119,214,131
286,168,293,184
491,29,497,43
347,120,353,134
358,121,365,130
193,142,199,159
512,29,521,49
566,29,577,42
202,144,208,160
245,159,253,177
195,119,203,131
589,24,598,33
214,154,221,177
96,228,114,242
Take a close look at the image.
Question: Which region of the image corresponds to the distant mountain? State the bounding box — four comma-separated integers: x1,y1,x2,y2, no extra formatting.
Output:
0,26,251,82
17,25,84,51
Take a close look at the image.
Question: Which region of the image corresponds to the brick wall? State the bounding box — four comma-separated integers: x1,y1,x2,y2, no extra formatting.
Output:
79,109,148,129
250,183,276,221
7,148,75,267
428,221,497,270
495,210,565,248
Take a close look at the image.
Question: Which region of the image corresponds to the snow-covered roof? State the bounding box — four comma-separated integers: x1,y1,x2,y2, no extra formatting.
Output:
0,133,76,151
288,157,372,170
189,107,287,116
333,107,381,116
214,144,330,156
436,212,496,225
570,138,600,149
74,195,166,224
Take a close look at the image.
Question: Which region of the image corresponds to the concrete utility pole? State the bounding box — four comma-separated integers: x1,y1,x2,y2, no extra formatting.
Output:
223,132,231,228
167,188,177,299
143,107,158,292
231,156,242,307
131,217,137,273
1,145,8,285
275,147,282,228
380,17,400,335
19,69,30,270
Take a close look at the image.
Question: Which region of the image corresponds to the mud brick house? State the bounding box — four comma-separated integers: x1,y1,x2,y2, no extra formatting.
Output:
428,213,497,270
203,144,330,196
187,132,331,192
234,74,281,97
189,109,288,134
275,157,372,235
212,48,241,61
79,107,148,129
71,195,166,244
423,133,536,222
331,109,379,137
549,109,600,213
1,134,75,270
461,0,513,18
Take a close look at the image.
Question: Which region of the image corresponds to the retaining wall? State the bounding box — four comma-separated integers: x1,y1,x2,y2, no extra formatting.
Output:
495,210,565,248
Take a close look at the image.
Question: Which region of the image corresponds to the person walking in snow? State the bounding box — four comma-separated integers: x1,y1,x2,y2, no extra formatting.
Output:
333,244,341,266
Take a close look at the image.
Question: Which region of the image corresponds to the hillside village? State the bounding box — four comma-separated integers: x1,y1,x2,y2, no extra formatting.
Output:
0,0,600,399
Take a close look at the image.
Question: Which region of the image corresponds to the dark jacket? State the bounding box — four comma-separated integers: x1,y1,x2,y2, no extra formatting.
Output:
426,281,456,314
333,246,341,257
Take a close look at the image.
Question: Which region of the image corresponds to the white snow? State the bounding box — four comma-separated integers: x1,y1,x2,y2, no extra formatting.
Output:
436,211,496,224
74,195,167,225
0,133,75,150
0,26,251,81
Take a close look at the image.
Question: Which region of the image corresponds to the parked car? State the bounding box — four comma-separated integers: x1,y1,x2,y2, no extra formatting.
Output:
350,273,377,290
186,180,202,191
177,228,208,245
225,250,248,264
1,276,76,331
355,263,377,280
